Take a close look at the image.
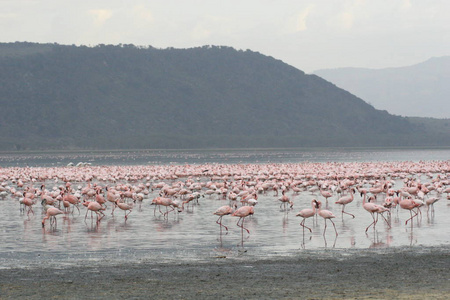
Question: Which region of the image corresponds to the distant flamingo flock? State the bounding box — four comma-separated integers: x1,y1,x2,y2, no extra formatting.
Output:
0,160,449,239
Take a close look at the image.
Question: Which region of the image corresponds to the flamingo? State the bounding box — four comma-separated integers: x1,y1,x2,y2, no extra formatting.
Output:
296,199,317,233
316,200,338,236
62,189,80,214
335,188,355,218
369,185,386,199
278,191,293,210
361,191,390,232
374,201,391,229
232,206,254,234
151,197,180,218
95,189,107,208
106,186,119,215
115,200,133,220
40,185,56,206
182,193,199,211
21,192,35,216
213,205,234,231
241,193,258,206
399,197,421,225
425,197,439,214
42,205,65,228
319,189,333,205
83,201,106,222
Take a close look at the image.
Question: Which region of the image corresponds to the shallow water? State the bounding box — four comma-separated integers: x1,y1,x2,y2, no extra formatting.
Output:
0,148,449,269
1,147,450,167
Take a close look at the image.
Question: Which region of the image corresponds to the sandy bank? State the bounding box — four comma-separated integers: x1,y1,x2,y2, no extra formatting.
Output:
1,248,449,299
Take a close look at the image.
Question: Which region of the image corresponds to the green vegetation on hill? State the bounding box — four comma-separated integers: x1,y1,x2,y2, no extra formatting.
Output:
0,42,448,150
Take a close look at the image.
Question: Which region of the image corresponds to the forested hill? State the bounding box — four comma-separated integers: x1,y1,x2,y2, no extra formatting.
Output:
0,42,448,151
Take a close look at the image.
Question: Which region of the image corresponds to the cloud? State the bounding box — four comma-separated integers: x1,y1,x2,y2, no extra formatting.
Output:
296,5,314,32
131,4,154,24
88,9,113,27
188,15,236,42
335,11,354,30
401,0,412,10
2,0,450,72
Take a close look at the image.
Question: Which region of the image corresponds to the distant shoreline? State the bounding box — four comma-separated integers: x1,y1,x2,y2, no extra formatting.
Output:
1,145,450,155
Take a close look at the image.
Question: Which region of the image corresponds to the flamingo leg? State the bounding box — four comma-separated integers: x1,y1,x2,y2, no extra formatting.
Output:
158,205,164,215
330,219,338,236
341,205,355,218
216,216,228,231
323,219,328,235
42,216,49,227
300,218,312,233
96,211,104,222
379,213,391,228
405,210,419,225
365,213,376,232
237,217,250,234
163,206,174,218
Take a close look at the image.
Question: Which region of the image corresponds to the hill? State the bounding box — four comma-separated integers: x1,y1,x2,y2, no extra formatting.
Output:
313,57,450,118
0,42,448,150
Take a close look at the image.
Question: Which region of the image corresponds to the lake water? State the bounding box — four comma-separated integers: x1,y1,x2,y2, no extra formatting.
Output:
0,148,449,269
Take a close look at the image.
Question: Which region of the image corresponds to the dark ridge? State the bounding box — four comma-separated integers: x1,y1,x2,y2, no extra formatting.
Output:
1,42,448,150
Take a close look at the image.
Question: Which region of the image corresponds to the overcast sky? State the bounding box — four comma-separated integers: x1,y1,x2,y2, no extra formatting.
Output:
2,0,450,72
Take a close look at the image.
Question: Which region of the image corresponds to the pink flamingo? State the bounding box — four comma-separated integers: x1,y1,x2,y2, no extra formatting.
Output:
335,188,355,218
151,197,180,218
213,205,234,231
241,193,258,206
40,185,56,206
83,201,106,222
232,206,254,234
399,197,421,225
42,205,65,227
278,191,293,210
62,189,80,214
316,200,338,236
106,187,120,215
95,189,107,208
182,194,197,211
425,197,439,214
115,200,133,220
361,191,390,232
21,192,35,216
296,199,317,233
320,189,333,205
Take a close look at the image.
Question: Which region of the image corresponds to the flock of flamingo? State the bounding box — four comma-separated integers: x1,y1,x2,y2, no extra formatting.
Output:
0,160,449,242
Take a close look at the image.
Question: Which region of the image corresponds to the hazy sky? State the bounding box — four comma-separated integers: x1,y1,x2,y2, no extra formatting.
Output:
2,0,450,72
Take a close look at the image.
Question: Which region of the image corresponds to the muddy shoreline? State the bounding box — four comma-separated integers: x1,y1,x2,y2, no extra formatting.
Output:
1,247,449,299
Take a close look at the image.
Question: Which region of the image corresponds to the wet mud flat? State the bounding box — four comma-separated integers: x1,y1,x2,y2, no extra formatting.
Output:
1,247,449,299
